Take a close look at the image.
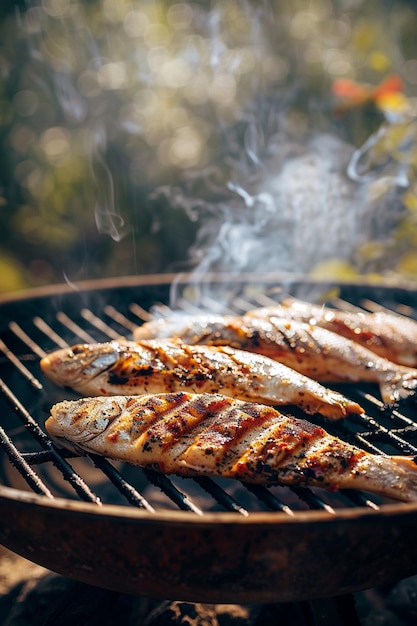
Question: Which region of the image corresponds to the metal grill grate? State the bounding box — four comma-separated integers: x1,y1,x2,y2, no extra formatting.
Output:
2,277,417,518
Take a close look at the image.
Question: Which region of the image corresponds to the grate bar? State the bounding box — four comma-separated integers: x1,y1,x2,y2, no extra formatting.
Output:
22,450,59,463
290,487,336,514
243,483,296,515
359,298,410,317
192,476,249,515
0,379,101,504
143,469,203,515
103,305,138,334
227,295,258,313
81,309,123,340
33,317,69,349
353,405,417,455
252,292,285,308
8,322,47,359
20,449,156,511
349,433,385,455
341,489,380,511
129,302,155,322
0,427,53,498
89,454,155,512
176,298,208,315
331,298,369,314
56,312,97,343
199,296,237,315
0,339,43,390
358,392,417,429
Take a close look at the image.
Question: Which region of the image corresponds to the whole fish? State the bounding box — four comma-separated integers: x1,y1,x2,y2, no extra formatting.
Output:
133,313,417,404
246,297,417,367
39,338,363,420
45,392,417,502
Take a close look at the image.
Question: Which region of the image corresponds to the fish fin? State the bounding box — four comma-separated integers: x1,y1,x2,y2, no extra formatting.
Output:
48,434,86,456
356,455,417,502
388,456,417,502
317,398,364,421
379,375,417,405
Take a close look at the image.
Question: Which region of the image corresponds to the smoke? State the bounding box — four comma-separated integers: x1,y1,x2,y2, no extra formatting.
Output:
149,106,406,309
7,0,415,296
89,123,126,242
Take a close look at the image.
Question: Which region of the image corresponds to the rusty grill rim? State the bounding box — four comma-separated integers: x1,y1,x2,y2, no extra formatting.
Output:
2,481,417,524
2,271,417,306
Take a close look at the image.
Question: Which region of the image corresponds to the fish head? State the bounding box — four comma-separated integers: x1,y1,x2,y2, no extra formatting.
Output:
40,342,123,387
46,396,123,451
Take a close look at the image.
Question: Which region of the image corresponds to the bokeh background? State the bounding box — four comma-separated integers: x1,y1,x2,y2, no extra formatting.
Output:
1,0,417,295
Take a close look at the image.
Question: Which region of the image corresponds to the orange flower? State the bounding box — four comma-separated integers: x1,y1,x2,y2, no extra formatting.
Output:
332,74,405,114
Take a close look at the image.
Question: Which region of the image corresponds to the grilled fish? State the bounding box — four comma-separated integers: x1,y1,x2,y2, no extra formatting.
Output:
246,297,417,367
39,338,363,420
133,313,417,404
45,392,417,502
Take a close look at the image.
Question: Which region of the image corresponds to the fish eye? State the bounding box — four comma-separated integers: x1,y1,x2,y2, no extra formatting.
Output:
71,345,89,355
81,353,119,380
91,352,119,369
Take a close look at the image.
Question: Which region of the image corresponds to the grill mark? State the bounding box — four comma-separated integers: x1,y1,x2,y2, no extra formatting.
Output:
230,421,363,485
106,345,175,387
219,346,258,384
179,403,315,477
186,347,244,386
102,342,245,397
122,392,192,442
231,318,295,355
162,342,246,389
136,394,234,457
229,420,313,482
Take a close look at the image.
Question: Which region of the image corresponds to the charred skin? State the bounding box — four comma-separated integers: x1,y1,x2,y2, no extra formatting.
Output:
247,297,417,367
133,314,417,405
46,392,417,502
40,338,364,420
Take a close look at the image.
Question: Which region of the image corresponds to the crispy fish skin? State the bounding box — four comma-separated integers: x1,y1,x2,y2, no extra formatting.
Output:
46,392,417,502
133,313,417,405
246,297,417,367
39,338,363,420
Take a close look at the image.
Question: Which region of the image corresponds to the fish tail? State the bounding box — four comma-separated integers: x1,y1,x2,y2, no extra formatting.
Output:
316,396,364,421
379,373,417,405
386,456,417,502
358,455,417,502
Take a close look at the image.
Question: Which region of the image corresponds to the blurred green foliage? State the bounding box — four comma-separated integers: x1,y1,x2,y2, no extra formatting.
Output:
1,0,417,294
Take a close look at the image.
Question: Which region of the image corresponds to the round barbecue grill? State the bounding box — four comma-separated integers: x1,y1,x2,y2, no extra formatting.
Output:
1,273,417,605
